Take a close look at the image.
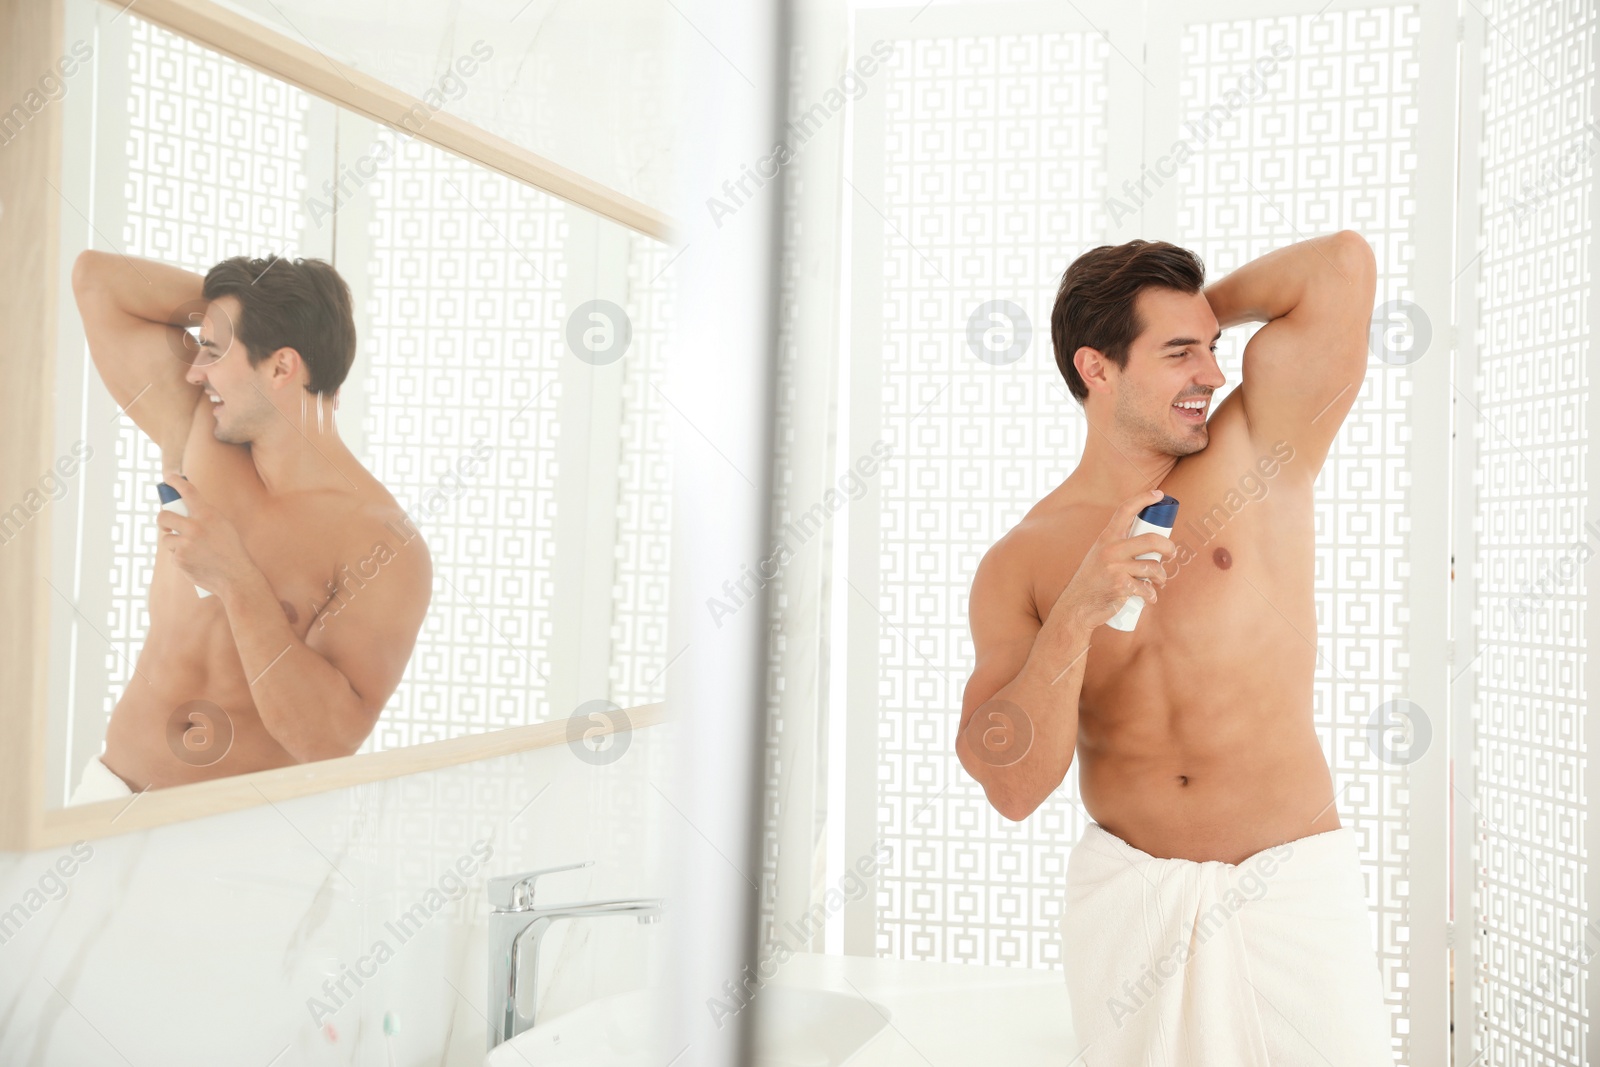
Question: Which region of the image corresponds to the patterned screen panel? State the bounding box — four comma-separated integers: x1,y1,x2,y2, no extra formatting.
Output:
358,135,568,749
105,16,313,723
869,28,1110,970
609,234,677,709
1171,8,1423,1057
1470,0,1593,1063
862,18,1429,1065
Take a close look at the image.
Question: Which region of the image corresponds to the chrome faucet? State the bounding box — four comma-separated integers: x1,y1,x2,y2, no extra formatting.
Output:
486,860,664,1048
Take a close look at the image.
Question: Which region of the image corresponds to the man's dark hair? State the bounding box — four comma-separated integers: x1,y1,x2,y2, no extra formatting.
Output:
202,255,356,395
1051,240,1206,404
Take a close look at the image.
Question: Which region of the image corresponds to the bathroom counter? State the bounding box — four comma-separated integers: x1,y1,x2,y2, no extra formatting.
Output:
766,951,1080,1066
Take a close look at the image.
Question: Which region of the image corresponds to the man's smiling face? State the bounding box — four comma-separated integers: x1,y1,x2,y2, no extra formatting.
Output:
185,295,279,445
1109,287,1226,458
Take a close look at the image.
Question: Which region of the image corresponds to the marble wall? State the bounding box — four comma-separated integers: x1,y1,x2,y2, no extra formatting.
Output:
0,721,677,1066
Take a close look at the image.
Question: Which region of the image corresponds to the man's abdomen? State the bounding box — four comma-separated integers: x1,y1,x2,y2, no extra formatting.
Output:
102,620,294,790
1076,714,1337,865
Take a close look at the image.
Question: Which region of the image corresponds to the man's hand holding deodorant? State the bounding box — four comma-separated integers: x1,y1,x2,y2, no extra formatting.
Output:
156,472,251,600
1107,493,1179,631
1054,488,1179,633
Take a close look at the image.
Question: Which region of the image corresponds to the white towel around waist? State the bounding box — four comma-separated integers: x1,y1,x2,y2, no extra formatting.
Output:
1060,822,1394,1067
67,754,135,806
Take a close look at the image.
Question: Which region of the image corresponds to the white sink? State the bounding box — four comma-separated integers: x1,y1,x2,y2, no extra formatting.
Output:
484,987,659,1067
484,984,889,1067
752,985,891,1066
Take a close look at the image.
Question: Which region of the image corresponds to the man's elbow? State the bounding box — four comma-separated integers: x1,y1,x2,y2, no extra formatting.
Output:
1331,230,1376,277
282,727,362,765
326,702,382,760
278,698,375,764
989,788,1041,823
70,250,103,299
954,733,1055,823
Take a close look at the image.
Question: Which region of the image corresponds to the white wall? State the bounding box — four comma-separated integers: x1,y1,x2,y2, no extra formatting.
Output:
0,722,677,1066
208,0,679,215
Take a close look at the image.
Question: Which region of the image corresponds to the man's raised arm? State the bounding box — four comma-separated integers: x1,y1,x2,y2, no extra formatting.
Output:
1202,229,1377,481
71,251,209,469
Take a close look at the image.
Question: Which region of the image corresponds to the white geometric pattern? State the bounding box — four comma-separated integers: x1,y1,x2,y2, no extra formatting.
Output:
358,134,568,748
869,28,1111,970
609,236,677,709
1469,0,1593,1063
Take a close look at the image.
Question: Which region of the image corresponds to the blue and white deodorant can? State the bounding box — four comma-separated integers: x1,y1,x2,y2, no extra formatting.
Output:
157,481,214,599
1106,494,1178,632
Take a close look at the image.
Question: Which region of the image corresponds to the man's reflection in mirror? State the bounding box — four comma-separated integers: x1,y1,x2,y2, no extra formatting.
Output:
66,252,432,803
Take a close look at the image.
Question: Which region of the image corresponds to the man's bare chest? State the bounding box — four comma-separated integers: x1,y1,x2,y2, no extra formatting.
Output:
240,516,352,636
1029,440,1313,706
152,495,363,641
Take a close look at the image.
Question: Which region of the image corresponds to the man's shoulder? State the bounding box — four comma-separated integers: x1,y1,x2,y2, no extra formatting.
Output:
313,493,433,633
974,496,1093,613
340,492,430,562
1008,489,1097,552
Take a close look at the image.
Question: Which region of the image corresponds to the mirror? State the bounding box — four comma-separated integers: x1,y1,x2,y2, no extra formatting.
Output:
43,7,676,807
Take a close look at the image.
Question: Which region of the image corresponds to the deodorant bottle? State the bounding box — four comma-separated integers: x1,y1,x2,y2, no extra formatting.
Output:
157,481,214,599
1106,494,1179,632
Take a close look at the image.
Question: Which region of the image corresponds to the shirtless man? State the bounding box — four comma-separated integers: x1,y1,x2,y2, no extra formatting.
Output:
957,231,1394,1063
68,250,433,798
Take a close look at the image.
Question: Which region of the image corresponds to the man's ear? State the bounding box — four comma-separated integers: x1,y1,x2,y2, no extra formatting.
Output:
267,346,304,388
1075,344,1108,396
